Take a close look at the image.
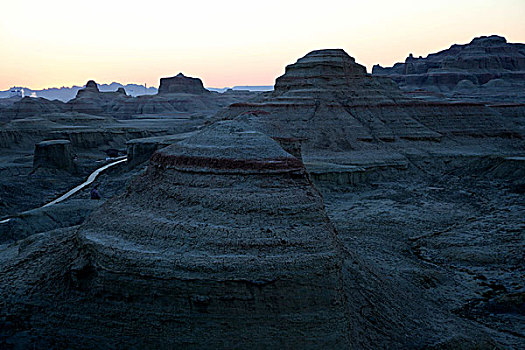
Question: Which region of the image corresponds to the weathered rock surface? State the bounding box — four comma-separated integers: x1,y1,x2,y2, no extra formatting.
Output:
0,199,99,243
33,139,75,171
65,77,254,119
0,121,350,348
67,77,254,118
322,154,525,349
69,80,132,115
373,35,525,103
158,72,209,95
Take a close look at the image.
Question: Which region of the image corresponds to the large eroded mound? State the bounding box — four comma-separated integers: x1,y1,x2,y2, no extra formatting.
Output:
0,121,349,348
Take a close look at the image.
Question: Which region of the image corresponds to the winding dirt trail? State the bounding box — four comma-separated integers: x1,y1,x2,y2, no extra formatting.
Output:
0,157,127,224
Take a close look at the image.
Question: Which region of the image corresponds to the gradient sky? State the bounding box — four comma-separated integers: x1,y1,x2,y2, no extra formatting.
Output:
1,0,524,90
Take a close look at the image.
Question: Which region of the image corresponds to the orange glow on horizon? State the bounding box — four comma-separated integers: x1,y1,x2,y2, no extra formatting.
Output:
1,0,524,91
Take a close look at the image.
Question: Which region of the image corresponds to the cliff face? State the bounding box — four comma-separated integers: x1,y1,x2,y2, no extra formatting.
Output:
372,35,525,103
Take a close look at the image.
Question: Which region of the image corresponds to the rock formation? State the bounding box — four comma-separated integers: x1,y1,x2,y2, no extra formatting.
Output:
116,87,127,95
158,73,209,95
69,80,131,115
64,77,253,118
217,48,518,177
33,139,75,171
0,112,174,150
0,121,349,348
75,80,100,97
0,77,256,122
372,35,525,103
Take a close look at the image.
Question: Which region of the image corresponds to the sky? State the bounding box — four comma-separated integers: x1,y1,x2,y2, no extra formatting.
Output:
1,0,524,90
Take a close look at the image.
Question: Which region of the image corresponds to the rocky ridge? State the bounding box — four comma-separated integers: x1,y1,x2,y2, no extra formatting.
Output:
372,35,525,103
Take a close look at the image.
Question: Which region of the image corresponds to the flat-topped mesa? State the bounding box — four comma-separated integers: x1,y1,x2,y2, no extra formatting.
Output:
157,72,209,95
151,121,304,173
470,34,507,47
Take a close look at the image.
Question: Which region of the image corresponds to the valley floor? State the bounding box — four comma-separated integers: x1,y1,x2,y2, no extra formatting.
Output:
321,172,524,348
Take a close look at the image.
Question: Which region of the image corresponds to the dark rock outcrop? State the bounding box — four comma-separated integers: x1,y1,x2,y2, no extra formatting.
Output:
0,113,170,150
158,73,209,95
1,47,523,350
373,35,525,103
33,139,75,171
116,87,127,95
62,77,252,118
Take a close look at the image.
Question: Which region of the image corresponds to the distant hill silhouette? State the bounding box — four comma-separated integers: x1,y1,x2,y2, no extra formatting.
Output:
0,83,157,102
207,85,274,93
0,83,273,101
